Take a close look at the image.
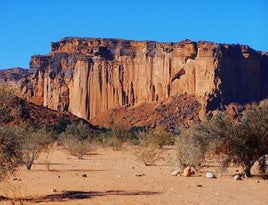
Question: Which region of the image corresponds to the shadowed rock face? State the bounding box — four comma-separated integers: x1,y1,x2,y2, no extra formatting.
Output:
2,37,268,124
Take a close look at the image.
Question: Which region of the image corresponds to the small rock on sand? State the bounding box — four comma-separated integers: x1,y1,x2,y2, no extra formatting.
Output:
206,172,216,179
135,173,145,177
183,166,195,177
171,169,181,176
233,174,242,180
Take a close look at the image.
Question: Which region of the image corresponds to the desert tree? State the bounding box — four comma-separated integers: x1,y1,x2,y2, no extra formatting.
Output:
178,99,268,176
237,100,268,176
0,83,20,124
0,126,24,181
23,127,53,170
176,127,202,169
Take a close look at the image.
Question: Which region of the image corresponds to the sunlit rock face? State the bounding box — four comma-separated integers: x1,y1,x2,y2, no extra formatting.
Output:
15,37,268,121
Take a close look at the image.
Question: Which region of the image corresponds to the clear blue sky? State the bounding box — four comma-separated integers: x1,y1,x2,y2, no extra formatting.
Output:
0,0,267,69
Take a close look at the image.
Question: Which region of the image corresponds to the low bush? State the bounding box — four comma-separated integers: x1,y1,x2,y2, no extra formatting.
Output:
134,128,172,166
134,145,162,166
102,134,123,151
61,137,92,159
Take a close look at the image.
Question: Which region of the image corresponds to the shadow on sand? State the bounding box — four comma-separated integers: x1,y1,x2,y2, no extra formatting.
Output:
1,190,161,203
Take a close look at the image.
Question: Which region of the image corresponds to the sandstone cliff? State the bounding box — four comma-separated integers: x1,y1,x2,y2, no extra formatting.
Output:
9,37,268,125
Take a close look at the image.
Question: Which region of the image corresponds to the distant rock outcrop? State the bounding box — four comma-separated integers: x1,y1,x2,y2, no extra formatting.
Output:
0,67,28,85
1,37,268,129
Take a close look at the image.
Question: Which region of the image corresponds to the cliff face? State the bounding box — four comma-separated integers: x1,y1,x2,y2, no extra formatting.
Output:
17,37,268,121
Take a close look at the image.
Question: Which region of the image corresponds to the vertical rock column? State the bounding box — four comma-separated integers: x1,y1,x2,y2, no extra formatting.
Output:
69,60,91,120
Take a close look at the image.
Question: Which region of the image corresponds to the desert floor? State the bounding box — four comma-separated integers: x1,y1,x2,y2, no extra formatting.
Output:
0,145,267,205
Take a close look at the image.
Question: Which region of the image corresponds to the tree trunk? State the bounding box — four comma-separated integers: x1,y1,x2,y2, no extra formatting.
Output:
26,152,36,170
258,155,267,174
242,161,254,177
26,158,33,170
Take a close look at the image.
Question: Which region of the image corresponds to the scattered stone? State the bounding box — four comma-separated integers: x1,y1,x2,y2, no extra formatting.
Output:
171,168,181,176
82,173,87,177
56,175,60,178
183,166,196,177
196,184,203,187
135,173,145,177
233,174,242,180
206,172,216,179
256,180,260,183
51,188,57,192
12,177,22,181
183,166,192,177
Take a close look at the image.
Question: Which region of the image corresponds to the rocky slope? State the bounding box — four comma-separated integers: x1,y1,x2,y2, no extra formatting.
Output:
0,93,98,132
91,93,201,131
1,37,268,129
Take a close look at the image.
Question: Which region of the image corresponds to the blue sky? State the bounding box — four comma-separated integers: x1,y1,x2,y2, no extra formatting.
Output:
0,0,267,69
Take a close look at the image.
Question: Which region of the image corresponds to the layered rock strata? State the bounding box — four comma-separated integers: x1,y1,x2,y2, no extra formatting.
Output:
15,37,268,121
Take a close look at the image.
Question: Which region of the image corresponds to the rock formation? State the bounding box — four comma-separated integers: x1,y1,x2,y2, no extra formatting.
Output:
0,67,28,85
0,90,98,132
2,37,268,128
90,93,201,131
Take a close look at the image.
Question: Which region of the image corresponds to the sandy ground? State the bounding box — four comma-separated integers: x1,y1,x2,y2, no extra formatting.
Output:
0,145,267,205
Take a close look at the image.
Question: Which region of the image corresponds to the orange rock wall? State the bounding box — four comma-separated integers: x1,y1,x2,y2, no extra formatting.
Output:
18,38,268,120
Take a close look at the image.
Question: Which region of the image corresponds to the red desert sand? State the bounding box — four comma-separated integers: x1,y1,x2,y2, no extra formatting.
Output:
0,145,267,205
